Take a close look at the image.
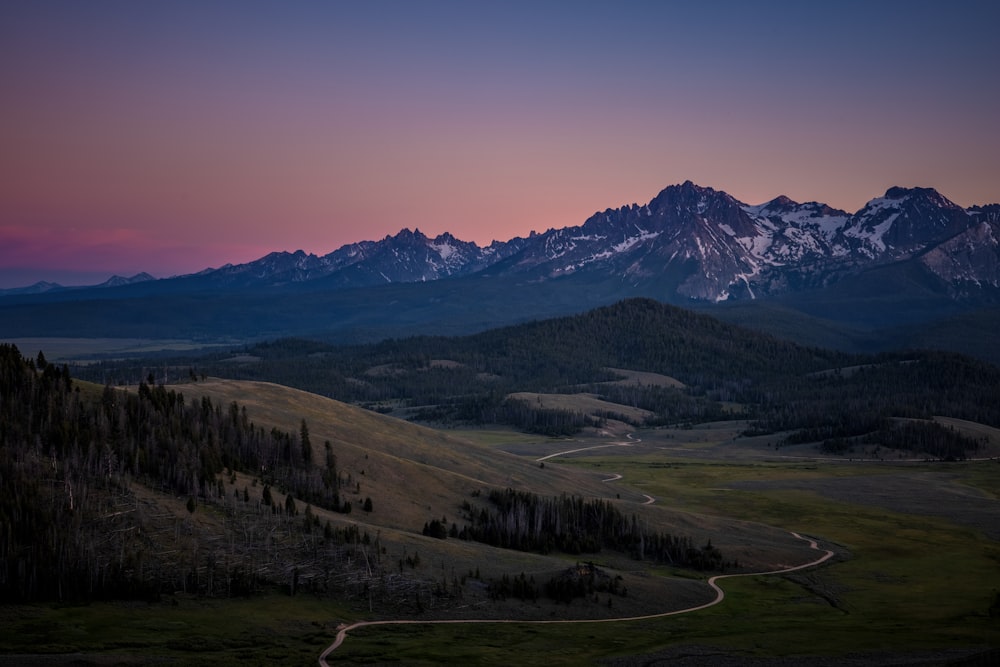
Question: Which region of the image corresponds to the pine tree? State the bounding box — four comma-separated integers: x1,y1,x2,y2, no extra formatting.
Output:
300,419,312,464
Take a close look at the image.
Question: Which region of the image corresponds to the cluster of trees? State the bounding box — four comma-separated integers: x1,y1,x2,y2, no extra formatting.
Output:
820,418,984,460
544,563,627,605
448,488,727,571
487,397,600,436
0,344,372,602
74,299,850,425
484,564,627,605
752,352,1000,453
486,571,539,602
74,299,1000,441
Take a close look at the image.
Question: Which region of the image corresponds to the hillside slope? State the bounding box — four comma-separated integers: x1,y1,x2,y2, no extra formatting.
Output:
0,345,818,620
176,378,637,532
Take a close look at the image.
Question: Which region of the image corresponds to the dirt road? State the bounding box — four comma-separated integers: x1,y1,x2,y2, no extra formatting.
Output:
317,531,834,665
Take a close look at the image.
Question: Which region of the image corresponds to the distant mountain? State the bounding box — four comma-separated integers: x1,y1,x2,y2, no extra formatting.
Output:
118,180,990,309
835,186,973,262
122,229,529,293
2,182,998,364
0,272,155,296
306,229,528,289
0,281,65,296
95,273,156,289
919,204,1000,294
7,182,995,304
478,181,998,304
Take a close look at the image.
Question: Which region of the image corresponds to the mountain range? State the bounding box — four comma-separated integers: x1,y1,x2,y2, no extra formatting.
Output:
7,181,999,301
2,181,998,362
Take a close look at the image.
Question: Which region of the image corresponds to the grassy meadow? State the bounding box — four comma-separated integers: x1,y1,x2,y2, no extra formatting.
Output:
326,444,1000,664
2,379,997,665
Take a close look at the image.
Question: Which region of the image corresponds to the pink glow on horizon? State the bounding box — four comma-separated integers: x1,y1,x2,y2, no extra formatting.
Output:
1,3,998,288
0,224,276,283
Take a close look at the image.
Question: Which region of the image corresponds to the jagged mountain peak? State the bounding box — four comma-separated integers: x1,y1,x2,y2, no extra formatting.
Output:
10,180,992,307
968,204,1000,224
265,249,319,265
883,185,954,204
841,186,972,260
649,180,738,211
860,186,966,220
388,227,428,242
765,195,797,209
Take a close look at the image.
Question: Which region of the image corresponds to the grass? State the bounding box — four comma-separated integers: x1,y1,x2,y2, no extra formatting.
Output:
174,378,633,536
506,391,654,423
4,460,997,665
601,367,685,388
5,383,997,665
0,594,347,666
328,424,1000,663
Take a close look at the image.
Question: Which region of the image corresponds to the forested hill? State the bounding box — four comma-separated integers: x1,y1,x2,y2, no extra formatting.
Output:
87,298,859,402
78,298,1000,445
460,297,855,385
0,341,740,609
0,344,357,601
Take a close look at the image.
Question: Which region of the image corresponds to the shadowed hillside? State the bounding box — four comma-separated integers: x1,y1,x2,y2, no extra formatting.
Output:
0,345,815,622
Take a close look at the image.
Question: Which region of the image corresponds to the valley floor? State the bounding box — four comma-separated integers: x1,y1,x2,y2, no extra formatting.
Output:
3,418,998,665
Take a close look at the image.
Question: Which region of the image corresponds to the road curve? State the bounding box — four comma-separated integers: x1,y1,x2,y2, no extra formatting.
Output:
540,436,652,503
535,442,631,462
318,531,834,665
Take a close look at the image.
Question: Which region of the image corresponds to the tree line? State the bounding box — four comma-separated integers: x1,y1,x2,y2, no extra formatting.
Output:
73,298,1000,444
749,352,1000,457
0,343,374,602
436,488,728,571
819,418,985,460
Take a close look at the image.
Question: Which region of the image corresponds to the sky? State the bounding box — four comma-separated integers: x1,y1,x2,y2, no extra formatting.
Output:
2,1,999,288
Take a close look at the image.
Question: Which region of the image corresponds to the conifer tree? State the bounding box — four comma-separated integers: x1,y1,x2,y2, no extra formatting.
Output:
300,419,312,464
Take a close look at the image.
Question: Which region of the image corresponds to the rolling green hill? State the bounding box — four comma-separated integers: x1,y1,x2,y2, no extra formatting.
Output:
76,299,1000,455
0,345,814,616
4,313,1000,665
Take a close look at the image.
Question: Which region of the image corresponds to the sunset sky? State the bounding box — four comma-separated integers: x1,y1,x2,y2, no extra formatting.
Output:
2,1,998,287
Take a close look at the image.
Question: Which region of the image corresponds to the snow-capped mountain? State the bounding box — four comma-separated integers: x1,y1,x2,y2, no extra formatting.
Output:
95,273,156,289
147,181,998,303
477,181,997,302
484,181,769,300
3,181,998,363
160,229,527,290
308,229,527,289
6,182,996,307
835,186,972,262
919,205,1000,293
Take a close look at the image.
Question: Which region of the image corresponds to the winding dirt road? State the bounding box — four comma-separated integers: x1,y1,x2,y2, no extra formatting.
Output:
317,534,833,663
319,434,833,667
541,437,655,505
318,436,835,664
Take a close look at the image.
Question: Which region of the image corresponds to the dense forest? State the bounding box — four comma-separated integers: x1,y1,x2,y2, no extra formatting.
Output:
77,298,1000,450
748,352,1000,457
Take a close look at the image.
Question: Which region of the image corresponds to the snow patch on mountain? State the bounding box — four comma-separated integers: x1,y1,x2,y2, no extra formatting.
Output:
431,239,457,260
612,229,659,253
59,180,986,304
